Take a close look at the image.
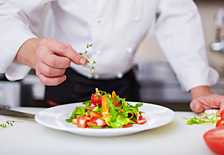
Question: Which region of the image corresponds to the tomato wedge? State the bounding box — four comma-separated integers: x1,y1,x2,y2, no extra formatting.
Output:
134,116,146,125
216,119,224,127
220,110,224,120
91,94,102,106
123,123,133,128
76,116,90,128
216,110,224,127
204,126,224,155
89,116,107,127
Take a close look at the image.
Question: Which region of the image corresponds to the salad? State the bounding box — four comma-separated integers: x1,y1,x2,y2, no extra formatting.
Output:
66,88,147,128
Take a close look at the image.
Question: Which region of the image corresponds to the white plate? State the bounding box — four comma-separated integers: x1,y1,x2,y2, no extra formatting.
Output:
35,102,175,137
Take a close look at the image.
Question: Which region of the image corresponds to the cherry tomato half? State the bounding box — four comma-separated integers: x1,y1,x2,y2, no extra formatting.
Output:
220,110,224,120
133,116,147,125
91,94,102,106
216,119,224,127
204,126,224,155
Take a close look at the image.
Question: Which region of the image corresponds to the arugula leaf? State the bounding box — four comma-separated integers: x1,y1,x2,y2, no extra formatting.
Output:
135,103,143,108
95,90,107,96
83,100,92,108
92,104,102,112
107,96,118,121
104,95,138,128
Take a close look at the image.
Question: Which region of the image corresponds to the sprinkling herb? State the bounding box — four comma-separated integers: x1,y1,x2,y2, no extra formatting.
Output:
183,110,220,125
79,44,96,76
0,120,22,128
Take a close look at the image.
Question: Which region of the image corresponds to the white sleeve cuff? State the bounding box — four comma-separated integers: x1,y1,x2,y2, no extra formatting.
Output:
0,27,37,81
178,66,219,92
5,62,31,81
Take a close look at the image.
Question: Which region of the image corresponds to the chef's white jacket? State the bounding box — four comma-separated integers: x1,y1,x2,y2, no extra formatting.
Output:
0,0,219,91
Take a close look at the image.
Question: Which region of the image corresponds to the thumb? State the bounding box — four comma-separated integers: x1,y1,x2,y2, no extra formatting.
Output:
218,101,224,114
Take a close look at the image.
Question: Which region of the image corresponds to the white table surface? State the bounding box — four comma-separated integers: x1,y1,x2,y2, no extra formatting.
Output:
0,107,216,155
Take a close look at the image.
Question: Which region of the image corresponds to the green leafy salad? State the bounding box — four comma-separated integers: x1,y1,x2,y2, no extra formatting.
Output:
66,88,147,128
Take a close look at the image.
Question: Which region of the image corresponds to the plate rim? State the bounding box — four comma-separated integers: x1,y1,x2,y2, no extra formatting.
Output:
35,102,175,137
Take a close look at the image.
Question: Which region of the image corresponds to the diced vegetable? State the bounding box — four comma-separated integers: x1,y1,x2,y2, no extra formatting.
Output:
102,95,109,117
88,116,107,127
76,116,90,128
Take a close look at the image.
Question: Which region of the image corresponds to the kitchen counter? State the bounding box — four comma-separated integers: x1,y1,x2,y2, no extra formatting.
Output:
0,107,216,155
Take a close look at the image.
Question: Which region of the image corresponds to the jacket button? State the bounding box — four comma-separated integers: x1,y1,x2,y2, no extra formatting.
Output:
94,74,99,79
134,16,140,21
126,47,133,53
96,18,101,23
117,73,123,78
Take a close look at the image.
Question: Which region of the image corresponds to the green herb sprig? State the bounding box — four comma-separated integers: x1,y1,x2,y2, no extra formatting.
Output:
0,120,22,128
79,44,96,76
183,110,220,125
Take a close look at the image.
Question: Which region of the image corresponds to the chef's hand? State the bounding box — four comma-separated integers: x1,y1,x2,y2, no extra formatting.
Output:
14,38,87,86
190,86,224,114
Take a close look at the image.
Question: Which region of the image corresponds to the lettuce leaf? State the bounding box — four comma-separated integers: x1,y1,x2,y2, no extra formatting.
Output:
66,107,86,122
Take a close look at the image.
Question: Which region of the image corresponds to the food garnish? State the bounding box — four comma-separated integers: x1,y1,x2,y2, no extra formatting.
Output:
183,110,220,125
79,44,96,76
0,120,22,128
66,88,146,128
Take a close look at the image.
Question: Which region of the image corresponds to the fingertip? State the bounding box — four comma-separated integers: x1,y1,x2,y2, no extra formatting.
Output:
79,57,87,65
62,75,67,81
190,102,204,113
57,75,67,85
38,74,67,86
220,101,224,112
196,104,204,113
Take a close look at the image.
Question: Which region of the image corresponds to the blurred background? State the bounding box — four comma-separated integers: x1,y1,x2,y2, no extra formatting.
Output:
1,0,224,111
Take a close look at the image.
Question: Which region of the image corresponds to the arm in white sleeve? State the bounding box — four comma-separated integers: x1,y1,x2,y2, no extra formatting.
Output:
0,1,50,81
155,0,219,91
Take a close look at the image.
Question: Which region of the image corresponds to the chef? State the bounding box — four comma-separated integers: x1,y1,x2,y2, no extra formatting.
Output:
0,0,223,113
